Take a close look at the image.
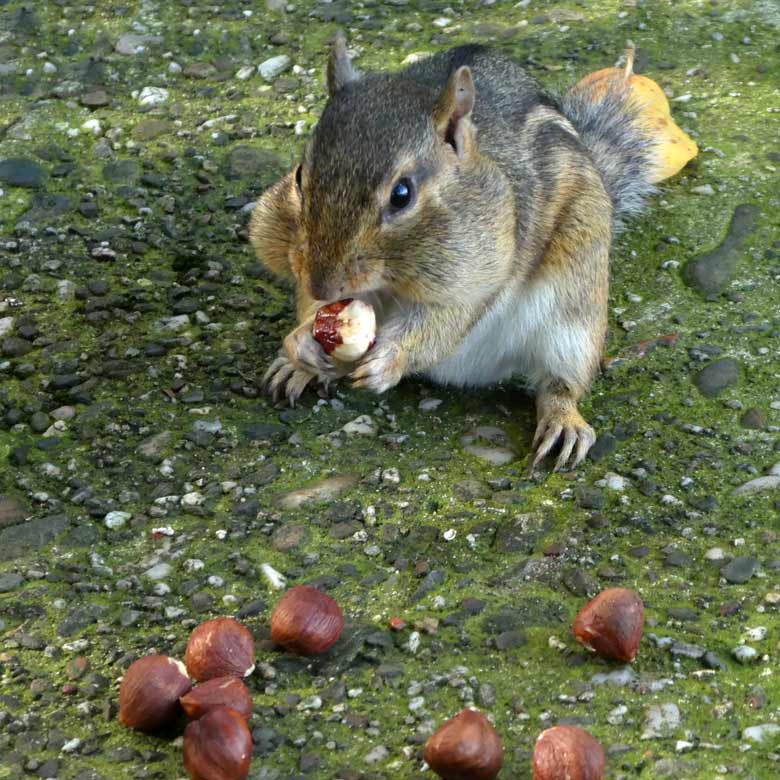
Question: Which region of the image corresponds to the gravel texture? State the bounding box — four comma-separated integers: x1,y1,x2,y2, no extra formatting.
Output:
1,1,780,779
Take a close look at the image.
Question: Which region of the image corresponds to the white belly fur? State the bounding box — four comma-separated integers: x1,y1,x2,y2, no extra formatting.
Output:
424,281,593,391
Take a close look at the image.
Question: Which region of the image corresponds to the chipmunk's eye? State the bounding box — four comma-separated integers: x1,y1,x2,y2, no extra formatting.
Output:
389,177,414,210
294,164,303,195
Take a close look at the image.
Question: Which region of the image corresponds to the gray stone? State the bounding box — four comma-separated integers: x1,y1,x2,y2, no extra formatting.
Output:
733,476,780,496
0,495,29,528
683,205,760,294
271,523,308,552
0,514,70,561
721,556,759,584
277,475,359,510
641,703,681,739
258,54,291,81
740,407,767,429
115,34,164,56
225,146,285,185
137,430,172,462
670,642,706,659
742,724,780,743
694,358,740,397
0,572,24,592
460,426,515,465
0,158,46,187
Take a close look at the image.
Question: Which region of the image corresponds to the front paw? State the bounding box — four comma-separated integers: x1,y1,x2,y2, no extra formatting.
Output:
262,353,321,407
283,322,340,380
349,342,406,394
532,408,596,472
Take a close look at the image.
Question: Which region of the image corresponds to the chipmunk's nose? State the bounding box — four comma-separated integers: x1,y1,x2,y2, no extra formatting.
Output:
307,270,345,304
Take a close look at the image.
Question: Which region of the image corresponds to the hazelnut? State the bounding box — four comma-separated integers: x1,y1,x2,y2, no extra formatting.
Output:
183,706,252,780
572,588,644,662
118,655,191,732
270,584,344,655
532,725,605,780
423,708,503,780
185,617,255,682
180,676,253,722
313,298,376,363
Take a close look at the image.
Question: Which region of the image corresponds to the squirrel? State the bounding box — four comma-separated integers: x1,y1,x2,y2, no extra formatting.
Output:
249,34,666,470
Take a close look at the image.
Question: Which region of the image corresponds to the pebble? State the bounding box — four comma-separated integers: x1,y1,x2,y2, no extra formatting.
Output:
733,476,780,496
460,427,515,465
137,87,169,106
721,556,759,584
742,724,780,743
277,475,358,510
732,645,759,664
0,158,47,188
104,511,131,529
143,562,172,581
642,703,681,739
694,358,740,397
342,415,378,436
258,55,291,82
115,34,163,55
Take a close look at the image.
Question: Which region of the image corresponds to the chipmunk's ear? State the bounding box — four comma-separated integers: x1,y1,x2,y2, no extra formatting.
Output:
327,31,360,96
433,66,475,158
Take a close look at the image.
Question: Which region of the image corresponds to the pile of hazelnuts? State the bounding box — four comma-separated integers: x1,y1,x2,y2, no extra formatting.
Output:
117,585,343,780
118,582,643,780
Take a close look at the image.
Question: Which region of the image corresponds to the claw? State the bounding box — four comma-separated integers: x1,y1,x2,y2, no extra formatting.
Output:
532,423,563,467
554,427,578,471
269,362,295,402
262,355,289,390
286,369,315,407
531,411,596,472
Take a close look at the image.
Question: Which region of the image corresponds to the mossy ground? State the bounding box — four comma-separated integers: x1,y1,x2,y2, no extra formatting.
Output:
1,1,780,779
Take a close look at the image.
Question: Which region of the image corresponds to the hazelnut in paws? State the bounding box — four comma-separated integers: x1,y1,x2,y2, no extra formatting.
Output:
313,299,376,364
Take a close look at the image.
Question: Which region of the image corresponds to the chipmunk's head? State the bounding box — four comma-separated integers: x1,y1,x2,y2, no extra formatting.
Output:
280,34,507,305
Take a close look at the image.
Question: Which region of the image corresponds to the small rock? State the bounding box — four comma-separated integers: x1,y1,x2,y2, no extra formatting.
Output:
277,475,359,510
460,427,515,465
733,476,780,496
258,55,291,82
742,724,780,743
0,572,24,592
104,511,131,530
733,645,759,664
342,415,377,436
115,34,163,55
694,358,740,397
721,556,759,584
143,562,172,581
642,703,681,739
740,407,767,429
363,745,389,764
0,158,46,188
138,86,169,106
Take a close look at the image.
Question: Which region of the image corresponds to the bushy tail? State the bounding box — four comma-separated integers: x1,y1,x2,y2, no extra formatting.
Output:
561,86,659,224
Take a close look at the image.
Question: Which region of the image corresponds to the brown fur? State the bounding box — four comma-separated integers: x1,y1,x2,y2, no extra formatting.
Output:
249,41,656,470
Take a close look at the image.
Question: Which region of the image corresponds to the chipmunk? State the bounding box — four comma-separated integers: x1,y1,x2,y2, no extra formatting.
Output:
250,34,667,470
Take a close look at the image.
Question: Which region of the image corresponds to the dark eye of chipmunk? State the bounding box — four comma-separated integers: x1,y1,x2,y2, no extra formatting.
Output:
294,164,303,195
389,178,414,210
